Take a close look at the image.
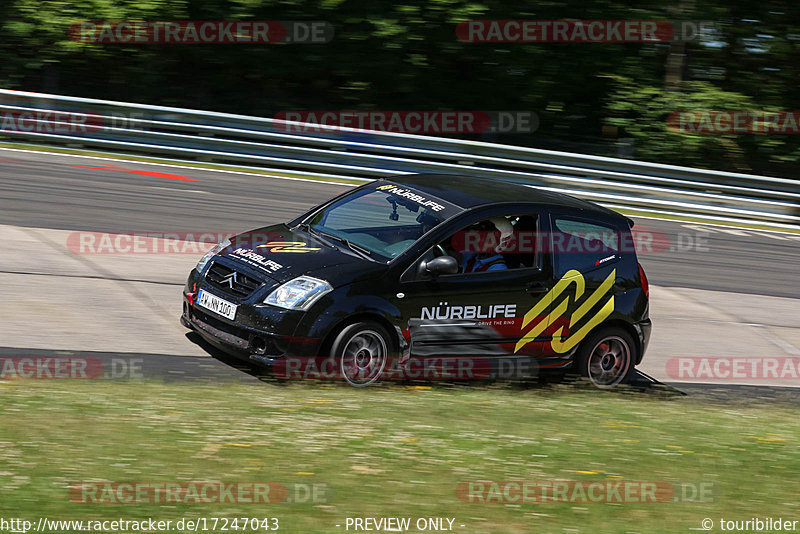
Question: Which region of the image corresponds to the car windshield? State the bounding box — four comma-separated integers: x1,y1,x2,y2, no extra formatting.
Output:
305,182,462,262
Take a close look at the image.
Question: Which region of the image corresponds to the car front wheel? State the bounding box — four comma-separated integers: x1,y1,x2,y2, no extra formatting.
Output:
330,321,391,387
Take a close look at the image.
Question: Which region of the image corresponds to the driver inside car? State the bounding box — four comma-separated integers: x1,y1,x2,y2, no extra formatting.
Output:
459,217,513,273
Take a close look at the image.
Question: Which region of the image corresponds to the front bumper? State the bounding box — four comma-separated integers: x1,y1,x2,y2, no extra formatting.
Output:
182,268,321,361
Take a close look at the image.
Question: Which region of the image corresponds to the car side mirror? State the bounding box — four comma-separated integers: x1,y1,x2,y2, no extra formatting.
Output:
418,255,459,278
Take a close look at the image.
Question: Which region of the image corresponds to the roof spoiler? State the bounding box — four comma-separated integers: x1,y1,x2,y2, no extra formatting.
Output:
626,217,635,228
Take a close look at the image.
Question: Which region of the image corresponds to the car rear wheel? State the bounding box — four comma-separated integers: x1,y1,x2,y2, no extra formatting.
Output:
574,327,636,388
331,321,390,387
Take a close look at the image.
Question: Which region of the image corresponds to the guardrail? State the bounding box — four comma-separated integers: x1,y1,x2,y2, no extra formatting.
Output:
1,89,798,228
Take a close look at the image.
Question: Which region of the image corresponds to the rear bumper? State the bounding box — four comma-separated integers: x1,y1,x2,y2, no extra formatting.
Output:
634,318,652,364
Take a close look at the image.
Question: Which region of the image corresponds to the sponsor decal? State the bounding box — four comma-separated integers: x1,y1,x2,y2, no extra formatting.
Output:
256,241,321,253
231,248,283,273
421,303,517,321
595,254,616,266
515,269,616,354
378,185,446,212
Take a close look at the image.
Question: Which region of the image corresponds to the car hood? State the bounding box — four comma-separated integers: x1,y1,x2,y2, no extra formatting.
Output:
218,224,384,285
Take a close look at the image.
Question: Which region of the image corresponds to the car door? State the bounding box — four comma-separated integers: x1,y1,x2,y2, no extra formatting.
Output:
398,210,554,376
542,213,622,357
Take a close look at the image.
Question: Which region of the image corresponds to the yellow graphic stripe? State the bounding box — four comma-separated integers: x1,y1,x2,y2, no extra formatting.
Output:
515,268,616,354
514,298,569,353
515,270,583,353
256,241,321,253
551,296,615,353
520,269,584,329
567,269,616,328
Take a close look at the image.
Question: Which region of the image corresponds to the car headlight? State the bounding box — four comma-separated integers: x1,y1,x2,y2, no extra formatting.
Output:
196,239,231,273
264,276,333,311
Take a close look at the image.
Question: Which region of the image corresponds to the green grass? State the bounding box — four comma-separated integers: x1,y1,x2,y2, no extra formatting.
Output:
0,380,798,533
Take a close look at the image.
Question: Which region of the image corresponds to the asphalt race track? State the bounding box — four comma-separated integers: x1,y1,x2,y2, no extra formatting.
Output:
3,149,799,298
2,147,800,390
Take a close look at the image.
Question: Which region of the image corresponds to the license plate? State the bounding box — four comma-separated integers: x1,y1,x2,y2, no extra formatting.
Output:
196,289,238,320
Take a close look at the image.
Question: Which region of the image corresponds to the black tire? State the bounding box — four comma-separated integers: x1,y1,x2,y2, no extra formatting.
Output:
573,327,636,388
329,321,392,387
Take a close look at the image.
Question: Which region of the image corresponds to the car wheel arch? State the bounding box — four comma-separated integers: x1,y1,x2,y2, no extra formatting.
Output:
583,318,642,364
318,312,401,359
569,321,638,387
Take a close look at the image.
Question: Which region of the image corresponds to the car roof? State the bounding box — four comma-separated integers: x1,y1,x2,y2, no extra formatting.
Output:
386,174,629,223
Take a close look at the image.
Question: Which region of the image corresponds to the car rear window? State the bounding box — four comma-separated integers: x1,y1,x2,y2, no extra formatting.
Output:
552,217,620,276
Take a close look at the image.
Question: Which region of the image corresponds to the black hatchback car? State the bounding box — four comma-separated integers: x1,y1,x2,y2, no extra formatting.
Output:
181,174,651,387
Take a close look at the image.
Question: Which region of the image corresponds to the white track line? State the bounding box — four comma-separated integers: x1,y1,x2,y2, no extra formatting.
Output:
708,227,751,236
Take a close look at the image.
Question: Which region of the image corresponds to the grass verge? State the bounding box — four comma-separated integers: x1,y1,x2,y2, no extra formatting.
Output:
0,380,798,533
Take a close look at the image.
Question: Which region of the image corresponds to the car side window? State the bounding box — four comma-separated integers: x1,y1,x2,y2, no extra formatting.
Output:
436,214,540,274
552,217,619,276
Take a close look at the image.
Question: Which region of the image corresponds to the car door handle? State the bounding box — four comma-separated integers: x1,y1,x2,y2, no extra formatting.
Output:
526,283,550,294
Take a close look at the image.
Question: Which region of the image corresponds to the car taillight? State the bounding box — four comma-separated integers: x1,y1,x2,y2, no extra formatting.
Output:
638,262,649,299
